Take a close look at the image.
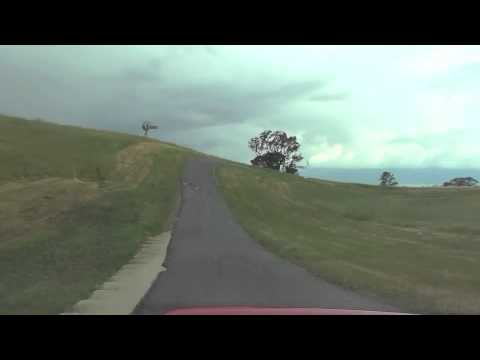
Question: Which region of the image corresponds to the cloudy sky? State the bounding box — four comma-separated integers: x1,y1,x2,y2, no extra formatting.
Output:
1,45,480,169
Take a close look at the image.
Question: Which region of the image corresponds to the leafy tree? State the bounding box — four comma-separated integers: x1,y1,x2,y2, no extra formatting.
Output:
248,130,303,173
251,152,285,170
379,171,398,186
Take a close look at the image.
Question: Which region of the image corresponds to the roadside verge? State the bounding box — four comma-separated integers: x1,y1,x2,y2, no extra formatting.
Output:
62,232,171,315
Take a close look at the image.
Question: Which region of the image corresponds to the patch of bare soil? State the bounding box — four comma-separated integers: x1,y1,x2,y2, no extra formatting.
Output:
115,142,162,186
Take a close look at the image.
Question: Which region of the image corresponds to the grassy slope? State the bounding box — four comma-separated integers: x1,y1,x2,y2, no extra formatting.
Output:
0,115,195,314
216,163,480,314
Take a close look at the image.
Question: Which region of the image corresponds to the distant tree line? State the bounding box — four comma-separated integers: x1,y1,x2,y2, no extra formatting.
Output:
443,177,479,187
376,172,479,187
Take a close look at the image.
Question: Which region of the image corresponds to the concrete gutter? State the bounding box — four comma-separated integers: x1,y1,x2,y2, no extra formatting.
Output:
62,232,171,315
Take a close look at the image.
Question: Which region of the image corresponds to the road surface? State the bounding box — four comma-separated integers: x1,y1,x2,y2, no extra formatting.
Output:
133,157,399,314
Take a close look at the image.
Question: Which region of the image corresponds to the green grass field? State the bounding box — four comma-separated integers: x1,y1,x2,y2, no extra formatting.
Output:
4,114,480,315
216,163,480,314
0,115,195,314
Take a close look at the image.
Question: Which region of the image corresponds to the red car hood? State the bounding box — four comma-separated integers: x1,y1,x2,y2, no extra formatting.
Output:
165,307,409,315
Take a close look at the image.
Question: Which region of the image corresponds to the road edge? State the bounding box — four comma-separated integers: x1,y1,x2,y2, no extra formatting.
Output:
61,232,172,315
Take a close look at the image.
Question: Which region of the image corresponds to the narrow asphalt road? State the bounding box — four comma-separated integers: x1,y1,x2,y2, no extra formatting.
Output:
133,157,399,314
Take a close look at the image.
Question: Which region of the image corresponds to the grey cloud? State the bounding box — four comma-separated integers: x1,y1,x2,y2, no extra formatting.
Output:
267,81,327,100
299,125,353,159
78,61,329,136
120,66,162,83
385,130,480,168
309,92,349,102
0,45,348,163
388,129,467,148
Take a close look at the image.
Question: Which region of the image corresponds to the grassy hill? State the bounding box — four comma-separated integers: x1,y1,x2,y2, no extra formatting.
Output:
4,114,480,315
216,163,480,314
0,114,197,314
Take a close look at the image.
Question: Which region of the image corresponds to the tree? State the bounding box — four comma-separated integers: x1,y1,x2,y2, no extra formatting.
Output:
443,177,479,187
248,130,303,173
251,152,285,170
142,121,158,136
379,171,398,186
285,163,299,175
284,154,305,175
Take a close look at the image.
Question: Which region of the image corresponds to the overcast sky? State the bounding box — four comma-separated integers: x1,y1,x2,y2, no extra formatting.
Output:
1,45,480,168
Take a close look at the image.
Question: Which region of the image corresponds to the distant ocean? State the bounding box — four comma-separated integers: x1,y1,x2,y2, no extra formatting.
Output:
300,168,480,186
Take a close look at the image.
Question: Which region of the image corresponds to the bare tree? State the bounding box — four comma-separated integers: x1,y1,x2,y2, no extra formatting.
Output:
142,121,158,137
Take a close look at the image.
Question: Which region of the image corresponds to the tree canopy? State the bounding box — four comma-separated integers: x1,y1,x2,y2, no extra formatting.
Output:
248,130,304,174
379,171,398,186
